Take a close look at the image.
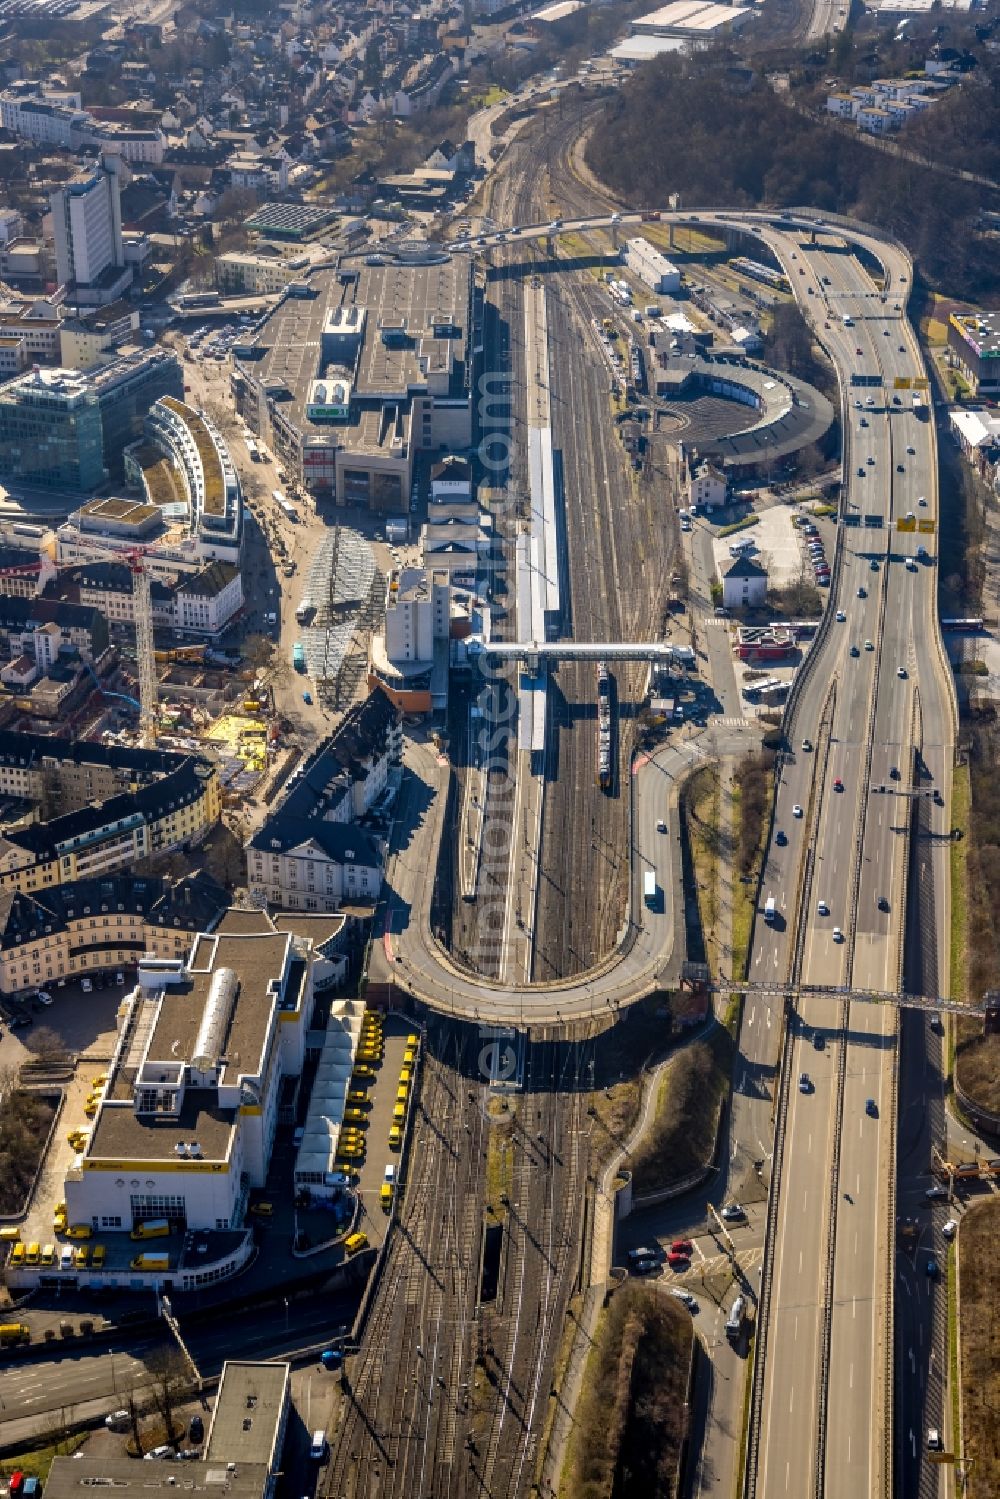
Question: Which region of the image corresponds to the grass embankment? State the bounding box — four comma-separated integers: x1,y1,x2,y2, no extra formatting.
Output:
953,727,1000,1117
950,762,971,1005
731,752,775,989
958,1199,1000,1494
718,514,760,540
0,1437,87,1484
684,765,721,959
0,1091,56,1215
560,1284,693,1499
485,1121,515,1224
628,1026,733,1196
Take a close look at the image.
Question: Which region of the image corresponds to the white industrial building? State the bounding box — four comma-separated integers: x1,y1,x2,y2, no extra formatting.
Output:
624,238,681,295
631,1,753,35
57,928,316,1274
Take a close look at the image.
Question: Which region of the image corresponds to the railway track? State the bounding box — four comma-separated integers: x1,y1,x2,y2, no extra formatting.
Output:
325,1030,487,1499
462,1033,591,1499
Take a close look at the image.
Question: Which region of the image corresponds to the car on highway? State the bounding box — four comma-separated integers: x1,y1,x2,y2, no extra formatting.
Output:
897,666,907,678
832,926,843,942
857,586,866,598
906,558,918,571
850,644,860,656
721,1203,744,1222
680,520,692,532
925,1185,949,1201
866,1097,879,1117
836,610,846,621
865,640,874,651
918,494,927,506
878,895,890,911
927,1428,942,1452
799,1072,812,1093
792,803,803,818
896,463,905,472
906,444,916,455
833,776,844,791
801,738,812,752
656,819,667,832
813,1032,825,1050
302,691,312,704
627,1245,658,1263
925,1256,939,1279
817,899,829,915
857,466,866,478
941,1219,958,1239
775,829,787,845
670,1288,698,1310
870,559,879,570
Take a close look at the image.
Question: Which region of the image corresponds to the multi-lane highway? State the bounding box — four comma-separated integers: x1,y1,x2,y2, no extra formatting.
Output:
741,229,955,1497
378,203,955,1492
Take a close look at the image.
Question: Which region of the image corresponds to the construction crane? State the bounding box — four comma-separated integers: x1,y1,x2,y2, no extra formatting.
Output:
0,550,157,741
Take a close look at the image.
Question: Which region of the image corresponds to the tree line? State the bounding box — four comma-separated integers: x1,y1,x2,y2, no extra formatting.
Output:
586,49,1000,298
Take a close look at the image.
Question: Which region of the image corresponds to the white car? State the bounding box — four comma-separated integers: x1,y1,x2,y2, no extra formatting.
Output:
37,990,53,1006
680,520,692,532
941,1219,958,1239
792,803,803,818
721,1203,744,1222
897,666,907,678
669,1288,698,1310
817,900,829,915
832,926,844,942
656,819,667,832
836,610,846,622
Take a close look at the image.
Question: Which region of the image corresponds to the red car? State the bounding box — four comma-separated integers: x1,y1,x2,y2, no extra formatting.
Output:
833,777,844,791
667,1251,690,1270
671,1239,694,1256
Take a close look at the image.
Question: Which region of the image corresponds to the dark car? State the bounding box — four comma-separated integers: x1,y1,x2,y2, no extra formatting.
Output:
925,1257,939,1280
813,1032,825,1050
878,895,890,912
866,1098,878,1118
632,1257,659,1276
776,829,787,846
189,1416,204,1444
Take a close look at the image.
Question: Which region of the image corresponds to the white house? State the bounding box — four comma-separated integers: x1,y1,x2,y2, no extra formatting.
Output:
722,554,767,610
689,459,727,511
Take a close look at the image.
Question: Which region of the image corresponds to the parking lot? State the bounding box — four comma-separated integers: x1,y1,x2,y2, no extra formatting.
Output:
350,1019,418,1251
